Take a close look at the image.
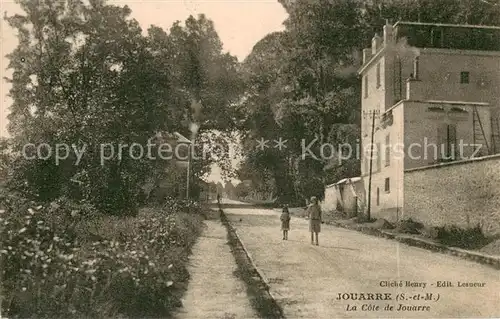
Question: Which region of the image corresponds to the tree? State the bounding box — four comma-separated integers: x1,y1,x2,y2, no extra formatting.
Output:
238,1,364,204
3,1,243,213
224,181,236,199
147,15,244,183
234,181,252,199
0,137,13,184
4,0,183,214
360,0,500,29
165,14,244,132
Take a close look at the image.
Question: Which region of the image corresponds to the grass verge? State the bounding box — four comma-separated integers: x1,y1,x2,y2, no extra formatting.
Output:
219,208,285,319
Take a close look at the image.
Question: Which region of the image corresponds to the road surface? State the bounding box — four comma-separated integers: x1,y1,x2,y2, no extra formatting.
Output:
223,206,500,318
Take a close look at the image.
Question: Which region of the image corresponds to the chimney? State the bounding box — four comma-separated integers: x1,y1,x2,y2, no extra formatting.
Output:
372,33,382,54
383,19,393,46
363,48,372,64
406,77,425,100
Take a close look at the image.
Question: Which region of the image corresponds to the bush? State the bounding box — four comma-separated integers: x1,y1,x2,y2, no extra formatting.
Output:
436,224,490,249
394,218,424,234
371,218,395,230
162,197,202,214
0,191,205,318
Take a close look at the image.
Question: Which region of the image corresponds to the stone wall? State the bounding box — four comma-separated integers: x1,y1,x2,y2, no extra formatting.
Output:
404,154,500,236
321,186,338,213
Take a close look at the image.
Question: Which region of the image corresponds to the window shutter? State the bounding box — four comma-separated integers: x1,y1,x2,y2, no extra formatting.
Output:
385,134,390,166
376,63,381,88
364,75,368,98
460,72,469,84
376,142,381,172
448,124,457,159
413,56,420,80
393,57,397,96
437,123,448,161
394,56,402,101
398,57,402,97
364,155,369,175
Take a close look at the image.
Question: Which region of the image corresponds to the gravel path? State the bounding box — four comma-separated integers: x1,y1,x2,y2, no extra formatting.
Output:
174,219,258,319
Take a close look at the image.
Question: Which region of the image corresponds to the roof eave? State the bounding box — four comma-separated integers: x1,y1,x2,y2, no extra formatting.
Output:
358,47,386,75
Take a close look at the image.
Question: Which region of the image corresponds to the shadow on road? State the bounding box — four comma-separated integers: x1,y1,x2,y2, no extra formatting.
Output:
226,213,278,227
218,204,259,209
280,239,360,251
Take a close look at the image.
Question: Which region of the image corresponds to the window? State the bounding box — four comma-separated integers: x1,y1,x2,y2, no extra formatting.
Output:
428,106,445,112
437,123,457,161
376,142,381,172
447,124,457,159
385,134,390,166
460,71,469,84
413,56,420,80
376,63,381,88
450,107,467,113
364,155,369,175
376,188,380,206
393,56,402,102
364,75,368,98
384,178,390,193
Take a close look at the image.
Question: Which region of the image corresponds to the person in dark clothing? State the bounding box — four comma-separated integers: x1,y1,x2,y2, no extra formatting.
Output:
306,196,322,245
280,204,291,240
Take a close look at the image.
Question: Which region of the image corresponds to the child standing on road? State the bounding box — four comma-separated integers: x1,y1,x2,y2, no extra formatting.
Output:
280,204,291,240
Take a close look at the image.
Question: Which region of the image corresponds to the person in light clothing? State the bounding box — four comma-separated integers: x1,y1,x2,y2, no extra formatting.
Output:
280,204,291,240
307,196,322,245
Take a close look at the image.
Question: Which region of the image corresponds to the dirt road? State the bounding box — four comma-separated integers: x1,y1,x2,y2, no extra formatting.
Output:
224,206,500,318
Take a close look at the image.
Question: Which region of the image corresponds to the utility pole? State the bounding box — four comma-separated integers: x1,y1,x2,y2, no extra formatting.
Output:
366,110,378,221
186,145,191,200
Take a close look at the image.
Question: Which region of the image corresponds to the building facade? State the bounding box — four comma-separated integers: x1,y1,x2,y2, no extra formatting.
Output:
358,21,500,222
322,177,365,217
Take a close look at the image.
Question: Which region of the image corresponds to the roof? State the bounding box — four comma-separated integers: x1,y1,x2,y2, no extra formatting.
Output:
394,21,500,31
326,177,362,188
411,100,490,106
342,177,362,184
174,132,192,144
359,20,500,75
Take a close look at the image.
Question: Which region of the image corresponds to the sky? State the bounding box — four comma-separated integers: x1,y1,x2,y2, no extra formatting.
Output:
0,0,288,184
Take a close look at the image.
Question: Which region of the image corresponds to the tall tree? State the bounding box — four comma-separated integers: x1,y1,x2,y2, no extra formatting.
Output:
4,1,243,212
238,1,364,204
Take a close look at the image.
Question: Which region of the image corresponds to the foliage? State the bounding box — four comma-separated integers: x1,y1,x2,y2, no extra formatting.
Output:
0,190,205,318
394,218,424,234
0,137,13,183
223,181,236,199
4,0,243,213
238,0,364,203
234,182,252,199
361,0,500,30
436,224,491,249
